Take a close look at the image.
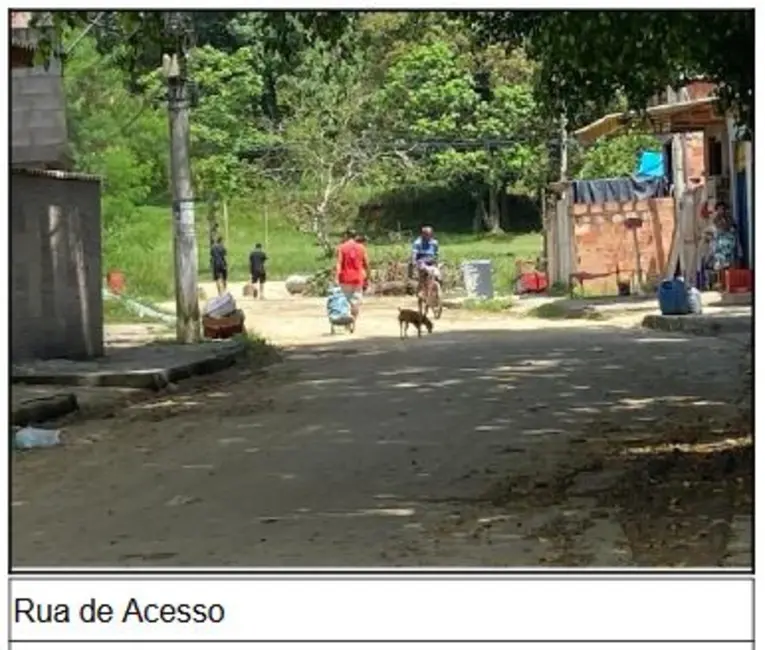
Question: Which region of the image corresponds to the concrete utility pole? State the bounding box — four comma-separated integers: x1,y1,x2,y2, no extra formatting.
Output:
163,12,200,343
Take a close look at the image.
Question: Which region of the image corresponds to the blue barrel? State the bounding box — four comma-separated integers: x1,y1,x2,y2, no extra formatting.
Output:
657,278,690,315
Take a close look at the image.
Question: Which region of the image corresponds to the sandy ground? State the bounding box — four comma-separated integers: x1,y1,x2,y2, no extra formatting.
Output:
12,287,751,567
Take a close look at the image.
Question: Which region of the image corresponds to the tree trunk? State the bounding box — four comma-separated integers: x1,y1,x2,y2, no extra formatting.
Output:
472,197,483,233
222,200,229,245
313,210,334,258
207,202,219,273
483,187,504,234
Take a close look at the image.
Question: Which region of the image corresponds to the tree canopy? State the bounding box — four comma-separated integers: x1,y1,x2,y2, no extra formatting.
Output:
466,10,754,127
43,10,749,244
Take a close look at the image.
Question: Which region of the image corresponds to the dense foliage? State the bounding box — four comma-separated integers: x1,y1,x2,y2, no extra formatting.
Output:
50,10,748,245
467,10,754,127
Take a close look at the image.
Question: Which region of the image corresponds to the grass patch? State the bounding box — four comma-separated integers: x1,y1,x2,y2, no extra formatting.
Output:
104,200,542,300
526,302,607,321
232,331,283,366
461,297,514,312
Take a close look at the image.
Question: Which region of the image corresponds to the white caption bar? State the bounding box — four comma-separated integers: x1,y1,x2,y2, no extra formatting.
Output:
10,577,753,643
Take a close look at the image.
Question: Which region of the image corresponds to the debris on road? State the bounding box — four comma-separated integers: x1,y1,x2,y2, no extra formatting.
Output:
14,426,62,450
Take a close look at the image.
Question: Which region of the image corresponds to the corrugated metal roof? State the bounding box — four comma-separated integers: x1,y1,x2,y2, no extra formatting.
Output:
574,97,724,144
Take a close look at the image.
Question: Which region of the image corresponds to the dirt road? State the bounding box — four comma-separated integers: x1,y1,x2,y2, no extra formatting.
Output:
12,294,751,567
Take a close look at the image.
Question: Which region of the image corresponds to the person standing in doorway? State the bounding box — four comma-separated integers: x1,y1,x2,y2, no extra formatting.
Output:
210,236,228,295
336,228,369,324
249,243,268,299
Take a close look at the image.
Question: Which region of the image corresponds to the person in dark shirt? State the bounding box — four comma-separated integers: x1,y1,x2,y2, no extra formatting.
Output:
249,243,268,299
210,237,228,295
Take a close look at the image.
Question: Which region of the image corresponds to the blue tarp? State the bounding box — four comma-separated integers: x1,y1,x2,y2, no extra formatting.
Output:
635,150,665,178
571,176,670,204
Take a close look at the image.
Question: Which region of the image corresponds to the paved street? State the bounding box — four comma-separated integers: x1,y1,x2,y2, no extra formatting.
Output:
12,300,751,567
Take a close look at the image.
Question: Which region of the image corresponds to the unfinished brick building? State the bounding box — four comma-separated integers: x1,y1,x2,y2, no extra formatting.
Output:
547,81,752,296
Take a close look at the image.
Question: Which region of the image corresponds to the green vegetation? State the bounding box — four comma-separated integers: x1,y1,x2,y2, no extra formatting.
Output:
233,332,284,367
460,297,515,312
111,201,541,299
48,11,751,300
467,11,753,127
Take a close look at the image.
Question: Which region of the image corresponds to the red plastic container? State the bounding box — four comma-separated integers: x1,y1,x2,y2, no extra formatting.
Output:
724,269,753,294
106,269,125,294
518,271,549,294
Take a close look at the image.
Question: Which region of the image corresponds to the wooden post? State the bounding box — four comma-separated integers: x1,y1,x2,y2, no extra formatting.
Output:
626,217,644,294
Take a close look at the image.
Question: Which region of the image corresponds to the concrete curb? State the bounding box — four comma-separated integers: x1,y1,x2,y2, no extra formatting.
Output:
12,341,247,391
12,394,79,427
642,314,752,338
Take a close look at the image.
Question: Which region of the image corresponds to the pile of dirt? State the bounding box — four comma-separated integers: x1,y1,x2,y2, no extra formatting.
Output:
368,258,462,291
303,258,465,297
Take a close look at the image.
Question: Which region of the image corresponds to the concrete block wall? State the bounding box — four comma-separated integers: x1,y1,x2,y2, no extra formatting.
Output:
11,169,104,361
11,57,69,167
572,197,675,294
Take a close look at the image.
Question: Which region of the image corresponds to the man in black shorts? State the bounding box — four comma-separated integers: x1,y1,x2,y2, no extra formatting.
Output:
210,236,228,295
249,243,268,299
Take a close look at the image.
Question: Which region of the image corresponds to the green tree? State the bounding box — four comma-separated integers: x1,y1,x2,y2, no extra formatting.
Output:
376,39,547,232
185,43,265,219
62,31,166,219
575,133,662,180
273,28,391,254
466,10,754,128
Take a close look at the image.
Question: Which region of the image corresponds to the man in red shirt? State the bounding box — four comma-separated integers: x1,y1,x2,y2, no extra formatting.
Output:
336,228,369,322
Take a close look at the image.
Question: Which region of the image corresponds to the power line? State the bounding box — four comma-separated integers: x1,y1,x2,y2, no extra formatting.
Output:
236,136,584,161
65,11,106,55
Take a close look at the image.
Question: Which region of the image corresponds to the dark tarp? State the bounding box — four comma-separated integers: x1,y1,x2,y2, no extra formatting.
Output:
572,176,670,204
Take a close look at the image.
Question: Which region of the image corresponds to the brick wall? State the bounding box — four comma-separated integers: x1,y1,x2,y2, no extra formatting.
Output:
11,168,104,361
685,80,717,100
684,132,706,181
572,197,675,293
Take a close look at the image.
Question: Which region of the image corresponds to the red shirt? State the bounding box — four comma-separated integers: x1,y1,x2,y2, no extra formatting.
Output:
336,240,368,287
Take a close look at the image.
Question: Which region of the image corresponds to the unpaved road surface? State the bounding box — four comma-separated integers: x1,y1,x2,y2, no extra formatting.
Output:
12,295,751,567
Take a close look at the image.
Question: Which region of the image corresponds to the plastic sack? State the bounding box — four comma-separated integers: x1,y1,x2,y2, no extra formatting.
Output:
204,292,237,318
15,427,61,449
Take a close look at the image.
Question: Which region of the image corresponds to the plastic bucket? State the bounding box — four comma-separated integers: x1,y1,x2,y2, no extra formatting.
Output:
106,269,125,294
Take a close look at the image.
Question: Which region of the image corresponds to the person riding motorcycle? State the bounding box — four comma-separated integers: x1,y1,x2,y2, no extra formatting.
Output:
411,226,441,296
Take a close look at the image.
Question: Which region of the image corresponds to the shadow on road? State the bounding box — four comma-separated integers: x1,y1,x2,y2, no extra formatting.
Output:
12,325,752,567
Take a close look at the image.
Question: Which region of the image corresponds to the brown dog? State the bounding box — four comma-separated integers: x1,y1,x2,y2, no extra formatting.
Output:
398,307,433,339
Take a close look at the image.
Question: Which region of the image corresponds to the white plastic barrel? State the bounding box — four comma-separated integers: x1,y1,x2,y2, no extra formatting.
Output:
461,259,494,299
